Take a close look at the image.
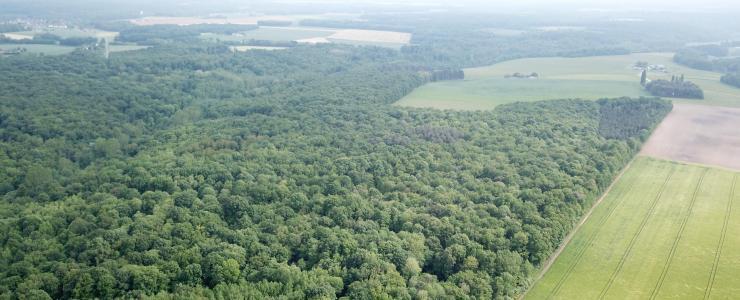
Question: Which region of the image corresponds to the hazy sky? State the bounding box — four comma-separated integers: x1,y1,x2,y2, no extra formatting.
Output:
287,0,740,12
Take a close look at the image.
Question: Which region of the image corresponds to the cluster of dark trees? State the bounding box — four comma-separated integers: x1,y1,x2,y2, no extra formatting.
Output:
0,33,97,46
0,39,672,299
426,69,465,82
117,24,259,44
721,72,740,88
645,75,704,99
598,98,673,139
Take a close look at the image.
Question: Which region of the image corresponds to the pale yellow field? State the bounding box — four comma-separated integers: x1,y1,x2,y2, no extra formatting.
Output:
328,29,411,44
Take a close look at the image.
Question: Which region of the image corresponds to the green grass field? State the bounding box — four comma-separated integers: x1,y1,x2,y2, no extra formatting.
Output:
396,53,740,110
527,157,740,299
0,44,75,56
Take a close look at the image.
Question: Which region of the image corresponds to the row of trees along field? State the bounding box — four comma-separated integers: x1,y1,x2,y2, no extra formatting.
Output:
673,44,740,72
0,39,673,299
645,75,704,99
0,33,98,46
94,23,260,45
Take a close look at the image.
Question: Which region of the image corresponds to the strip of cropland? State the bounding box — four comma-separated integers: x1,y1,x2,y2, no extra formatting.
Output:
526,156,740,299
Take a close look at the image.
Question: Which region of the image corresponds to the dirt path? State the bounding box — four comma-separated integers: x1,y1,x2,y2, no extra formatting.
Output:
520,157,636,299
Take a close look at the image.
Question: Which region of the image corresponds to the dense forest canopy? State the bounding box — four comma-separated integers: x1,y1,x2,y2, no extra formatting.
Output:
721,72,740,88
0,3,710,298
0,38,673,299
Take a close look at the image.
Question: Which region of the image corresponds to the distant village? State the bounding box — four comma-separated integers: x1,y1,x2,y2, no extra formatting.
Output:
633,61,668,73
1,18,69,30
504,72,539,79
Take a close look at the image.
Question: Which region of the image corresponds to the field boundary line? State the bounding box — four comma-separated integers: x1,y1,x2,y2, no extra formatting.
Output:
704,174,737,299
519,157,638,300
648,169,707,300
597,166,676,299
544,161,643,299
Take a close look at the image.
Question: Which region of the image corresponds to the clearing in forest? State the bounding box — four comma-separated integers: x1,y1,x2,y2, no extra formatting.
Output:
641,103,740,171
396,53,740,110
527,157,740,299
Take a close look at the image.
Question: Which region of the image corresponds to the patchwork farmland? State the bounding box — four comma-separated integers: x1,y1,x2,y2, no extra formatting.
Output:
527,157,740,299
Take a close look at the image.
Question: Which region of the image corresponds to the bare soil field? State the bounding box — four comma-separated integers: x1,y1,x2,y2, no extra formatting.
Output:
641,103,740,171
328,29,411,44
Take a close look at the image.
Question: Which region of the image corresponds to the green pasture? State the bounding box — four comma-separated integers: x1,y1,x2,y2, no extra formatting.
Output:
396,53,740,110
527,157,740,299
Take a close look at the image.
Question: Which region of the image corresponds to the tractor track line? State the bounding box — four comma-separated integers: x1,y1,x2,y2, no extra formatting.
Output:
703,174,737,300
649,169,707,300
597,166,676,299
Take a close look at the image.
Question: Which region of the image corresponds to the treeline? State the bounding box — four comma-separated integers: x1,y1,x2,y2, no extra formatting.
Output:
0,43,671,299
673,46,740,72
117,24,258,44
721,72,740,87
0,33,97,46
645,76,704,99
